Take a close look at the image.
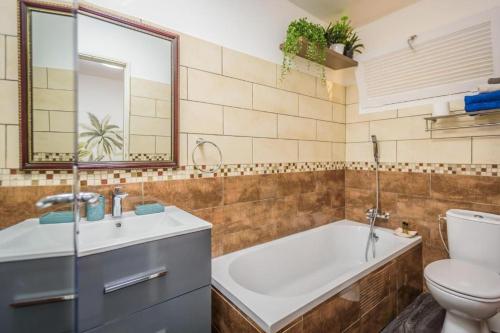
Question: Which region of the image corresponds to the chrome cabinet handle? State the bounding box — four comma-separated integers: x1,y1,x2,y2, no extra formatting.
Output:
104,267,167,294
11,293,76,308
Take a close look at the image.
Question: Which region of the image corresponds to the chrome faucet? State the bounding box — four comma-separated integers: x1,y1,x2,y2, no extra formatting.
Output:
36,192,100,209
112,187,128,218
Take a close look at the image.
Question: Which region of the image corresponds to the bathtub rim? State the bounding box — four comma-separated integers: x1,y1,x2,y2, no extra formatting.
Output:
211,219,422,333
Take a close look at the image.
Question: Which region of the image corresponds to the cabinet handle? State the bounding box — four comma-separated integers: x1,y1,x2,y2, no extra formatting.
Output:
11,293,76,308
104,267,167,294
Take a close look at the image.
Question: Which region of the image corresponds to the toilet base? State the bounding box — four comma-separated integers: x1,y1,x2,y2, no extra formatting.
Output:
442,312,490,333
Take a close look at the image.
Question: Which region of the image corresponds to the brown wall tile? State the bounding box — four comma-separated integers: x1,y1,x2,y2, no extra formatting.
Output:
431,174,500,205
379,171,430,197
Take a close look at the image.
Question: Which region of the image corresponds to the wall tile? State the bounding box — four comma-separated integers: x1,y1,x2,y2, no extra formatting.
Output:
298,95,332,121
130,96,155,117
333,103,346,123
253,138,298,163
431,174,500,206
332,83,346,104
346,104,397,123
33,132,73,153
130,115,171,136
156,100,171,118
346,122,369,142
131,77,170,100
253,84,298,116
346,85,358,105
346,141,396,163
315,80,335,102
397,104,432,117
0,0,17,35
6,125,19,168
222,48,276,86
0,35,5,79
277,68,316,97
179,66,187,99
33,110,49,132
33,88,75,112
129,135,155,153
179,133,188,166
370,116,430,141
449,99,465,111
180,34,221,74
316,121,345,142
0,125,5,168
47,68,74,90
188,69,252,109
397,138,471,164
299,141,331,162
155,136,171,154
188,134,252,165
278,115,316,140
180,100,223,135
224,107,277,138
33,67,48,88
0,80,19,124
472,136,500,164
49,111,75,132
332,143,345,161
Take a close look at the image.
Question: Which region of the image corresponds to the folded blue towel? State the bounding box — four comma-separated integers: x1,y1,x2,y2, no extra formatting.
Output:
39,211,74,224
465,101,500,112
464,90,500,104
135,203,165,216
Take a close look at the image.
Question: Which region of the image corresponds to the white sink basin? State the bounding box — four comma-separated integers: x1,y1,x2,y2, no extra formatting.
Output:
0,206,212,262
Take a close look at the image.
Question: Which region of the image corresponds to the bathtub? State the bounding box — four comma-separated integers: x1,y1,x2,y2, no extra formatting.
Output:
212,220,422,333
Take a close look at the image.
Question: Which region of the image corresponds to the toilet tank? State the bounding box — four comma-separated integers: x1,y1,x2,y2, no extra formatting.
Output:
446,209,500,273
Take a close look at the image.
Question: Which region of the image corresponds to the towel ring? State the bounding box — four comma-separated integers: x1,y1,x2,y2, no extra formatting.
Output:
192,138,223,174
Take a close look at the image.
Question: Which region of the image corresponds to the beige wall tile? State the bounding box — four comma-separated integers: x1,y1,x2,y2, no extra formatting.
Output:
397,138,472,164
180,100,223,135
49,111,75,132
370,116,430,141
472,136,500,164
332,142,345,161
131,96,155,117
47,68,74,90
346,122,370,142
0,125,5,167
299,141,331,162
6,125,18,168
277,68,315,97
0,0,17,36
179,133,187,166
333,103,346,123
317,121,345,142
129,135,155,153
0,80,19,124
346,141,396,163
33,110,49,132
298,95,332,121
253,84,298,116
346,104,397,123
188,134,252,165
253,138,298,163
155,136,171,154
179,66,187,99
278,115,316,140
222,48,276,86
397,104,432,117
180,34,221,74
131,77,170,100
156,100,171,118
33,88,75,112
33,132,73,153
130,116,171,136
33,67,48,88
449,99,465,111
315,80,335,102
188,69,252,109
224,107,277,138
332,83,346,104
346,85,358,105
0,35,5,79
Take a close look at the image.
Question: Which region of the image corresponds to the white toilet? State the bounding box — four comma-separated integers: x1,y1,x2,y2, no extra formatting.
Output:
424,209,500,333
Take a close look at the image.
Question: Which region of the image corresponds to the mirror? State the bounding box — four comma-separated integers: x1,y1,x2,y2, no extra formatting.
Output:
20,2,179,169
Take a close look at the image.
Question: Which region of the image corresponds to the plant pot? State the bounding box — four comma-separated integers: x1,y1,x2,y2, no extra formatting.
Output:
331,43,345,54
344,49,354,58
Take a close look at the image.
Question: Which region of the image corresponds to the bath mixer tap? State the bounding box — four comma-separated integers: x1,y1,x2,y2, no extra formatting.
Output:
365,208,390,221
112,187,128,218
36,192,100,209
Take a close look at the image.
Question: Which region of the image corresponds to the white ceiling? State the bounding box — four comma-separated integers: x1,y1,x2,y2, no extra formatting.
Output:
288,0,421,27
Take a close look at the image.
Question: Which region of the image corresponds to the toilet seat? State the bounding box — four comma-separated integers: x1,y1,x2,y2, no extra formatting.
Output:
424,259,500,302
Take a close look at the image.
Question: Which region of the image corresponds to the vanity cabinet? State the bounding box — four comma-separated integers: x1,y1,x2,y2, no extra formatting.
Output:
78,229,211,332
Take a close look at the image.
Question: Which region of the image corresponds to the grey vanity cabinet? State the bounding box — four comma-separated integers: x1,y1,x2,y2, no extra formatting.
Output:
78,229,211,332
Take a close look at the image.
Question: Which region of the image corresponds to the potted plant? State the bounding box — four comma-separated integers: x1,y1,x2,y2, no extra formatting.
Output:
324,16,352,54
344,31,364,58
281,18,327,80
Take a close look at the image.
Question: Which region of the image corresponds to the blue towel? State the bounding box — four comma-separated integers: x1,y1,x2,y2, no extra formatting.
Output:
465,101,500,112
39,211,74,224
464,90,500,104
135,203,165,215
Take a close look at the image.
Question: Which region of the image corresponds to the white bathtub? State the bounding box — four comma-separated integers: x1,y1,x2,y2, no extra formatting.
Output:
212,220,421,333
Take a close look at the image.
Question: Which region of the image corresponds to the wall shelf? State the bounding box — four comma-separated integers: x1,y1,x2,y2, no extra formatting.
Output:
279,43,358,70
424,109,500,131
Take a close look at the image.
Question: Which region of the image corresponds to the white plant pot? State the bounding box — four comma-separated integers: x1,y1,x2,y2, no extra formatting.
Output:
331,43,345,54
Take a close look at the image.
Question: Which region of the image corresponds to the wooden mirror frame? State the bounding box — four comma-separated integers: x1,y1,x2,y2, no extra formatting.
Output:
19,1,180,170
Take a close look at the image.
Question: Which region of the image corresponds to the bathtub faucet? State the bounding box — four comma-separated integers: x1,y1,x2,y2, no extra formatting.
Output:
365,208,390,221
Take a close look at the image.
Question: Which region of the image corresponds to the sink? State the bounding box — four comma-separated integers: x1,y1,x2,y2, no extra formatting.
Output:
0,206,212,262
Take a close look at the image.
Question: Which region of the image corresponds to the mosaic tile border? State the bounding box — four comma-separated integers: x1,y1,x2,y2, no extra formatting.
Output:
0,161,498,187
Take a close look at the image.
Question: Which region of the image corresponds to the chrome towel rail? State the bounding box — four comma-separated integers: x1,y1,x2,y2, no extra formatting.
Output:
192,138,223,174
424,109,500,131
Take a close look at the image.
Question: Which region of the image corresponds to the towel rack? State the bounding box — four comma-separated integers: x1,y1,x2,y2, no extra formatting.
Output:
424,109,500,132
192,138,223,174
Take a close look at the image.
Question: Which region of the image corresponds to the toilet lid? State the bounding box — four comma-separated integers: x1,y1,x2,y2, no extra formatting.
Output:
425,259,500,300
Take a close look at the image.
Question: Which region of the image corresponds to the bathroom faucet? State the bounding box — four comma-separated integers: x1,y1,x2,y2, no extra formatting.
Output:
366,208,391,221
36,192,100,209
112,187,128,218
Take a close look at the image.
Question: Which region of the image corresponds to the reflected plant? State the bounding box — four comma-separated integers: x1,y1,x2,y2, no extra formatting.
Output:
79,112,123,161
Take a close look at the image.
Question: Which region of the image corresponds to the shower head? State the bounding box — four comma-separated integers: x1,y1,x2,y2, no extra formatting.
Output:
371,135,379,163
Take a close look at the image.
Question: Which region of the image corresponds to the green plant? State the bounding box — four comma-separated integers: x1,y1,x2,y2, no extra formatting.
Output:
79,112,123,161
324,16,352,47
281,18,327,79
344,31,364,58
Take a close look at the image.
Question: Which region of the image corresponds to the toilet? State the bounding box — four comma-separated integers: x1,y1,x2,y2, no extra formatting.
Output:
424,210,500,333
